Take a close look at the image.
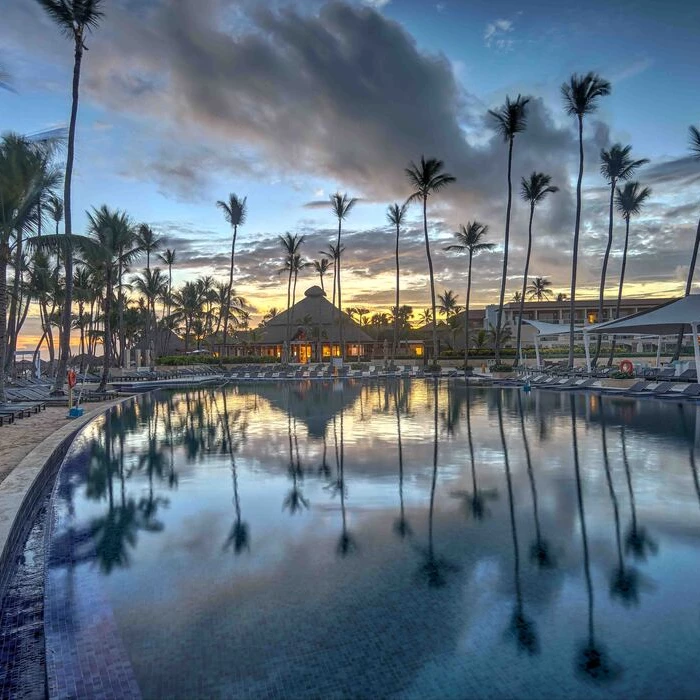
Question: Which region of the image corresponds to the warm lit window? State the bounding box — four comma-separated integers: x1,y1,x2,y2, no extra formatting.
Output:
415,346,423,357
322,345,331,358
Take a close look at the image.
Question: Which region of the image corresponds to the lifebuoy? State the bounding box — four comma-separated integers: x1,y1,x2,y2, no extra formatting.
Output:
619,360,634,375
67,370,77,388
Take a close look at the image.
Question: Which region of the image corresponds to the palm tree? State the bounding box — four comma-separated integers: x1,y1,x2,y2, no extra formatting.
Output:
511,290,522,303
556,292,568,302
0,135,61,400
136,223,161,273
562,72,611,366
608,182,652,365
437,289,460,321
387,201,409,360
489,95,530,363
672,125,700,360
405,157,455,365
319,243,344,309
86,206,139,391
278,233,304,361
526,276,553,301
593,145,648,366
216,193,247,362
157,248,176,322
132,268,167,366
312,257,330,292
36,0,105,394
330,193,357,361
514,173,558,365
419,308,433,327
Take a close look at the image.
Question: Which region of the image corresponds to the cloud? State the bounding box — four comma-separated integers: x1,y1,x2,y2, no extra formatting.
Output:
484,18,515,51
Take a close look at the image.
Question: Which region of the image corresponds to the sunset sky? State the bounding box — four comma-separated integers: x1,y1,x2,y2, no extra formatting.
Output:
1,0,699,352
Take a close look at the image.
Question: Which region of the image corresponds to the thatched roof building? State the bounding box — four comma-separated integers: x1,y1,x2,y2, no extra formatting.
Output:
214,285,395,362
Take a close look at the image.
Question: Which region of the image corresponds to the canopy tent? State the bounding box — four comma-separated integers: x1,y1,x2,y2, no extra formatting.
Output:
521,320,585,368
583,295,699,376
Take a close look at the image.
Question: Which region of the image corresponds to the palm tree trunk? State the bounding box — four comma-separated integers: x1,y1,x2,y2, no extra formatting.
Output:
464,250,473,377
569,114,585,368
285,267,292,362
117,253,125,367
593,181,616,366
495,138,515,365
222,225,237,364
393,221,400,361
99,273,112,392
514,204,535,367
0,251,8,402
52,37,84,394
672,215,700,361
336,219,345,361
608,217,630,366
422,197,438,364
4,228,22,375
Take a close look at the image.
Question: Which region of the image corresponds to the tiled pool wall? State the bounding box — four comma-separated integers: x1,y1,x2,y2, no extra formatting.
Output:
0,427,79,601
43,418,142,700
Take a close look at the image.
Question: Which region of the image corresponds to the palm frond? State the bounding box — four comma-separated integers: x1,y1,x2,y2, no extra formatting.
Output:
488,95,530,141
690,125,700,159
561,72,611,117
615,181,652,219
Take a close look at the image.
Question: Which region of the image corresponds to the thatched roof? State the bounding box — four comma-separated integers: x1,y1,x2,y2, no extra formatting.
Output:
260,286,374,344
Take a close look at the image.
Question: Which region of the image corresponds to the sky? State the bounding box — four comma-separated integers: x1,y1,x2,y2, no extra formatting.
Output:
1,0,699,351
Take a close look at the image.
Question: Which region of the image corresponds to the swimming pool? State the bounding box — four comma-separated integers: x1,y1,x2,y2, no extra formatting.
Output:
40,381,700,698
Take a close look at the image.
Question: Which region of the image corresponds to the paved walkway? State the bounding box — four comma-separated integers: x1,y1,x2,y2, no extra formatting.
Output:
0,407,74,487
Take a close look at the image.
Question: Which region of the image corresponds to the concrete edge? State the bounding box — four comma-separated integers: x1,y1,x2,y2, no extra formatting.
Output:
0,396,134,603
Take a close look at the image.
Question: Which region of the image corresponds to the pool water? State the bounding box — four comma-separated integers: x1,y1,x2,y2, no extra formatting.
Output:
45,381,700,698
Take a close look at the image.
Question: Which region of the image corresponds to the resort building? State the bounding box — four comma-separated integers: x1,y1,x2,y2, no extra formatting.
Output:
485,297,677,328
214,285,425,362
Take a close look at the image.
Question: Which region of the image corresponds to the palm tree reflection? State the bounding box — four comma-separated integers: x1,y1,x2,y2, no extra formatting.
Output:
452,387,497,520
601,407,639,605
221,392,250,554
393,384,412,539
621,427,658,561
500,393,538,654
327,407,356,556
517,392,554,569
416,379,458,588
572,396,620,682
283,410,309,515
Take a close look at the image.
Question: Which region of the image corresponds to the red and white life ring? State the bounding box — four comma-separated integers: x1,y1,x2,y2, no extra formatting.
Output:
619,360,634,375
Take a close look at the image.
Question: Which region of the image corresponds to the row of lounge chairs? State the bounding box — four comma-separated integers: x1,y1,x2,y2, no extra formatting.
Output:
0,400,46,426
492,371,700,401
226,365,464,381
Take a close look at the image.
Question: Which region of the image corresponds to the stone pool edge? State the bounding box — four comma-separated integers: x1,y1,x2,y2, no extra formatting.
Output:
0,397,132,602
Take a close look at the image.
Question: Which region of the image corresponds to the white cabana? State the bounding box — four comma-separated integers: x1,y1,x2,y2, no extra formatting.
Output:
521,320,585,369
583,295,700,377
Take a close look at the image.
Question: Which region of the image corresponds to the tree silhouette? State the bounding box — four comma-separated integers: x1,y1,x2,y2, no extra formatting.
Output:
621,427,658,561
500,393,539,654
393,383,412,539
571,395,621,683
517,392,555,568
601,407,640,605
415,380,458,587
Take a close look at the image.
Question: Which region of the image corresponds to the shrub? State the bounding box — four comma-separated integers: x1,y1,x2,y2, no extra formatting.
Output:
490,363,514,372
